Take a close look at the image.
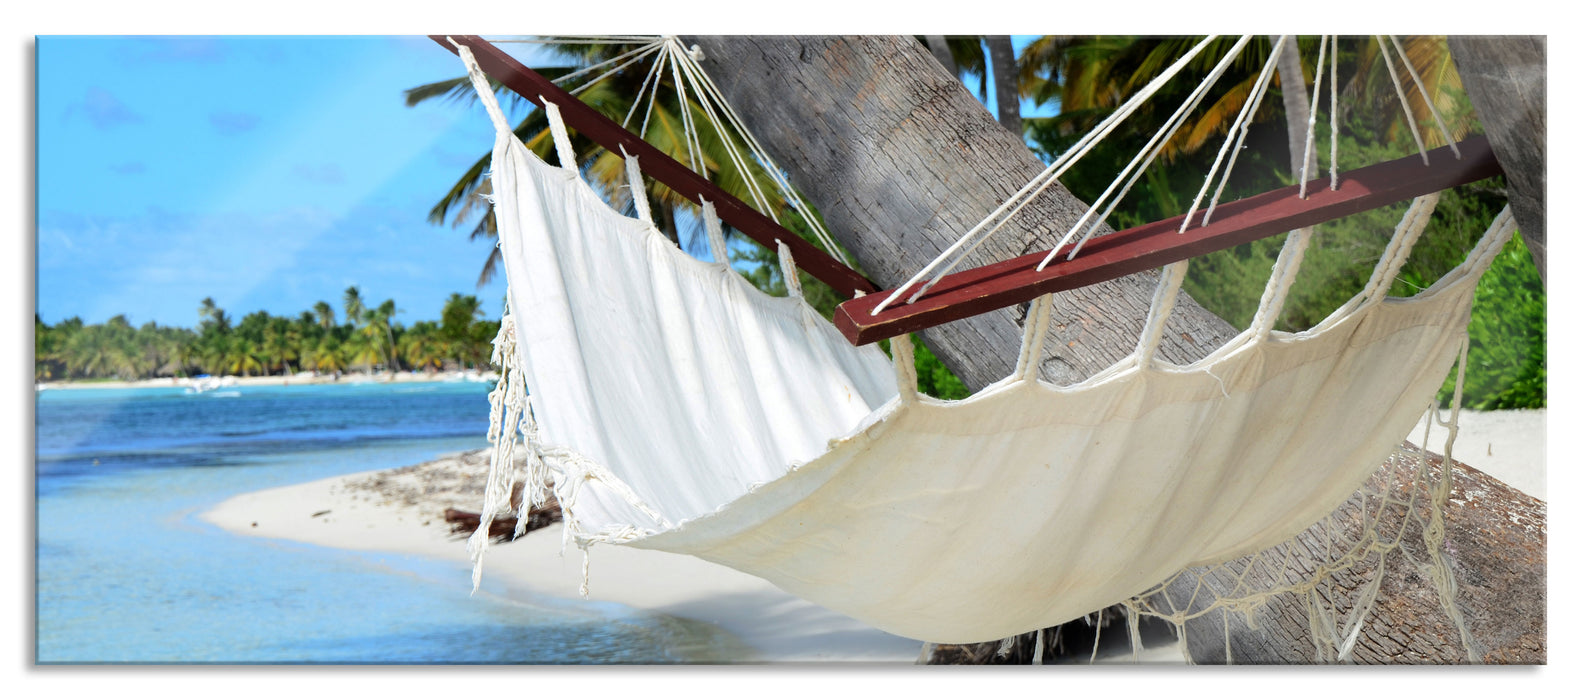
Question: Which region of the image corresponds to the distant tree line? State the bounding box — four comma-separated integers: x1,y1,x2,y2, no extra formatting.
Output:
35,288,500,382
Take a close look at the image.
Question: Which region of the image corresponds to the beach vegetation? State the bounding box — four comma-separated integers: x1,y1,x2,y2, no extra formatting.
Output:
34,291,502,383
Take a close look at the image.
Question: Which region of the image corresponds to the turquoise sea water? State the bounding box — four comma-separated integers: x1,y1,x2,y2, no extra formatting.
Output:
34,380,746,664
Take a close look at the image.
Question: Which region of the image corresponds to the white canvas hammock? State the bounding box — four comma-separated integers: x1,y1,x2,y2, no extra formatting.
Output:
452,39,1514,647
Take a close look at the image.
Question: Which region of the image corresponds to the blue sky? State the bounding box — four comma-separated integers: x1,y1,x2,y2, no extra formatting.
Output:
34,35,1052,330
35,36,561,328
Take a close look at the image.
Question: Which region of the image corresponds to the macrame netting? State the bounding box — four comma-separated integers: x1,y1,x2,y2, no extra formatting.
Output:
451,37,1511,657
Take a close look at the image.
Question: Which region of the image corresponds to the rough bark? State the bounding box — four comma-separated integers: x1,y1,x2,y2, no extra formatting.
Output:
682,35,1545,664
1176,446,1545,664
682,35,1238,391
1448,36,1546,286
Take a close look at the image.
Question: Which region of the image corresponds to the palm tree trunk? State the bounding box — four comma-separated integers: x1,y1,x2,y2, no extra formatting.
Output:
922,35,956,75
1448,36,1546,287
682,35,1236,391
1271,36,1317,179
683,34,1544,664
984,35,1022,136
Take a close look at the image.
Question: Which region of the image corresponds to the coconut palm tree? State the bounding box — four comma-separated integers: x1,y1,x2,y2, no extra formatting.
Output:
343,332,382,374
226,337,264,377
407,37,810,286
312,301,337,331
439,292,484,367
261,318,299,376
399,321,448,372
365,298,402,373
309,336,347,374
342,287,366,332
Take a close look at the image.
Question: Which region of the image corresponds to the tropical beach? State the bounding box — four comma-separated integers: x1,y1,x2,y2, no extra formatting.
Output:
198,405,1546,663
30,30,1552,672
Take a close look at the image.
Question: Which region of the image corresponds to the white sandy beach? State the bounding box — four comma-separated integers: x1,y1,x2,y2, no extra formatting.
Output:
201,450,923,663
200,408,1545,664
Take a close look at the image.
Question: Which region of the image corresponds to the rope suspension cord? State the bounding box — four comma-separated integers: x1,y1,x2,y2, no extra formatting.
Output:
1047,35,1262,266
833,35,1503,344
662,39,780,222
431,35,879,298
1384,35,1463,160
500,34,856,269
1183,38,1286,231
621,40,669,134
870,35,1225,317
661,37,854,265
557,40,666,96
1193,36,1285,231
1330,36,1340,191
491,35,663,44
1297,35,1330,200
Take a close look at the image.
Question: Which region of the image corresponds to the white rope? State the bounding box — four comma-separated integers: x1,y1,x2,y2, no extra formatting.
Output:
1200,35,1287,228
1013,294,1055,381
1388,35,1462,159
776,240,804,299
1423,336,1480,662
700,198,731,264
565,42,666,98
621,40,670,130
1299,36,1329,199
637,47,669,140
665,42,706,177
470,305,532,592
550,40,664,89
875,35,1224,315
620,146,654,225
667,40,852,263
1248,227,1313,338
891,333,919,405
669,41,778,218
451,40,513,136
1330,36,1340,191
541,99,578,173
489,35,662,44
1360,194,1440,306
1179,36,1283,233
1375,35,1432,166
1048,35,1257,265
1134,261,1190,367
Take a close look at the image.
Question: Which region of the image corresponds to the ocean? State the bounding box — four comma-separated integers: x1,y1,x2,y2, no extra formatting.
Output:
34,380,745,664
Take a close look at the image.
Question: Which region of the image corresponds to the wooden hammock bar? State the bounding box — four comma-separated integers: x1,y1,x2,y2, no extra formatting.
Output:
432,35,880,299
834,136,1503,346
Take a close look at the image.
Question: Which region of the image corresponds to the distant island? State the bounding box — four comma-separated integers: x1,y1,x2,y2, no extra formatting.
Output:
36,287,499,384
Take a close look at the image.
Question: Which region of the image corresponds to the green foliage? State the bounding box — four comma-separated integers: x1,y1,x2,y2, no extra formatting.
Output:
912,340,970,400
1444,233,1545,409
1026,62,1543,410
35,291,504,382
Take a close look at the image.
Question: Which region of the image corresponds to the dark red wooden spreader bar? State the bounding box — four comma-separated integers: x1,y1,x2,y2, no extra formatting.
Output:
833,136,1503,345
432,36,1503,348
431,35,880,299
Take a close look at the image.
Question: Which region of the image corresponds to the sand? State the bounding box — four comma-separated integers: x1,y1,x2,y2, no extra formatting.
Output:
200,409,1546,664
200,450,923,663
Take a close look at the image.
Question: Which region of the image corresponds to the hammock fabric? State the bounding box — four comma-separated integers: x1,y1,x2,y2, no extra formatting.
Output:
455,45,1512,644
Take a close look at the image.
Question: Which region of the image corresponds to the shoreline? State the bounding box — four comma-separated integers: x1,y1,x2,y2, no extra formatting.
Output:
199,409,1544,663
200,449,924,663
37,369,499,392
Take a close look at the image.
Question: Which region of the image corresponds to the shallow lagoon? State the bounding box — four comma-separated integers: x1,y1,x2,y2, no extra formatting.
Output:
35,381,742,663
